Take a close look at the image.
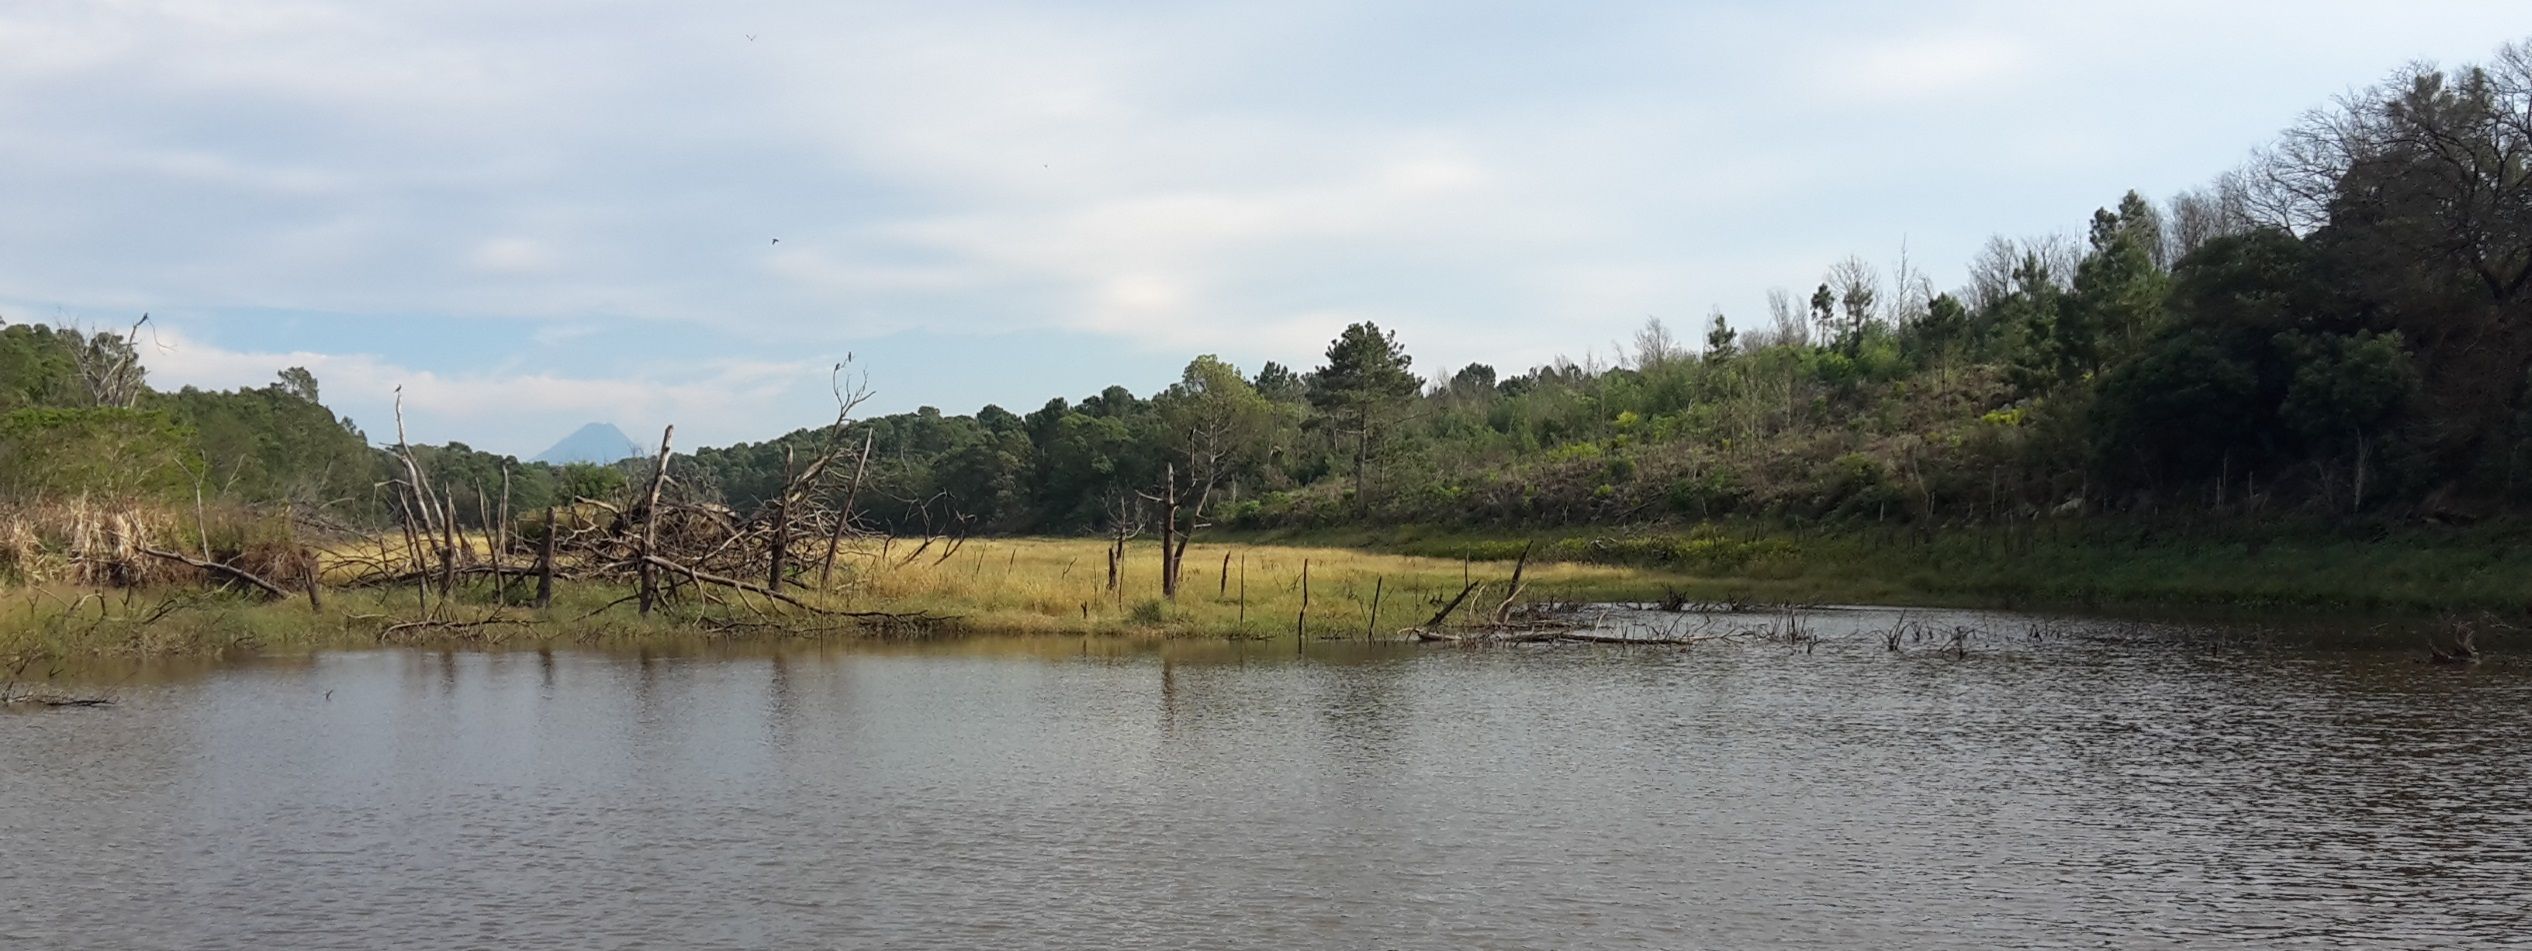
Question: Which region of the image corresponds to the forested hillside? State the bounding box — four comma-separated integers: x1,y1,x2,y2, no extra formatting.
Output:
692,43,2532,539
6,42,2530,552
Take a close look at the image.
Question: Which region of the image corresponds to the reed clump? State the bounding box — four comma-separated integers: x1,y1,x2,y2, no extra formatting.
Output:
0,497,186,588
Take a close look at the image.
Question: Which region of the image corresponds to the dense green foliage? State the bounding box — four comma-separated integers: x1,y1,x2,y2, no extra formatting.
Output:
0,323,373,510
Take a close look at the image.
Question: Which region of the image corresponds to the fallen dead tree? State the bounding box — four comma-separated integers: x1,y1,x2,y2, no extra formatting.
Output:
135,547,291,601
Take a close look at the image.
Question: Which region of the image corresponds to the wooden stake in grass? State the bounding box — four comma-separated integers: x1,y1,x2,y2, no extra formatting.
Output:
1238,555,1247,623
1367,575,1383,641
1297,558,1310,641
1219,551,1230,598
535,504,556,609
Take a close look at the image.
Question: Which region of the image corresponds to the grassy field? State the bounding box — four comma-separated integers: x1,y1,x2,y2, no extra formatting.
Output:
1237,519,2532,616
1,536,1688,663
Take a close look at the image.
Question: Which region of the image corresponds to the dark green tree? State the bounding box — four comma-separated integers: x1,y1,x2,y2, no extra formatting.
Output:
1308,322,1421,508
2280,331,2419,510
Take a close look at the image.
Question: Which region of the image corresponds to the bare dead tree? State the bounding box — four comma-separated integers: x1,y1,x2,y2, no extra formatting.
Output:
1824,255,1882,343
637,425,674,615
1630,316,1682,370
2163,186,2251,263
1763,287,1810,348
71,314,151,409
1101,490,1145,593
1139,464,1183,599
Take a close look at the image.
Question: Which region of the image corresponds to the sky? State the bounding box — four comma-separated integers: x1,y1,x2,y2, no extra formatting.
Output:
4,1,2527,457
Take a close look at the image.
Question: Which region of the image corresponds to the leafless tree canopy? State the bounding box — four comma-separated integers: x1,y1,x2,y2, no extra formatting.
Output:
2233,42,2532,303
1631,316,1683,370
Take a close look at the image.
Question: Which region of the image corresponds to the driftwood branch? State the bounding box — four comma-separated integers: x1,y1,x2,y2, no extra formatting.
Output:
1423,580,1483,629
639,554,822,612
1492,541,1533,624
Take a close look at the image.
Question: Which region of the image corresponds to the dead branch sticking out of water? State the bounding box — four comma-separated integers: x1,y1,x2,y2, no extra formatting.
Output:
1,656,112,707
1490,541,1533,624
2427,614,2504,665
1,692,114,707
1423,580,1484,628
1412,628,1747,646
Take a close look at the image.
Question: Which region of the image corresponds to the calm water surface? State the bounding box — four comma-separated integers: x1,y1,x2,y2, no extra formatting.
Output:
5,607,2529,949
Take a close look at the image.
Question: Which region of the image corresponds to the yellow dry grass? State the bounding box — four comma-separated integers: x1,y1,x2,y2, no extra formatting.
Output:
832,536,1674,637
308,531,1679,638
3,532,1694,663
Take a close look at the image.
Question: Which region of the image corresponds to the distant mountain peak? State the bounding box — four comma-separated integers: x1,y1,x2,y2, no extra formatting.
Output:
533,422,642,466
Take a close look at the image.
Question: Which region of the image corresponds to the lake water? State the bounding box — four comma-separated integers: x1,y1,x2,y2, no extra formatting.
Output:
5,607,2528,949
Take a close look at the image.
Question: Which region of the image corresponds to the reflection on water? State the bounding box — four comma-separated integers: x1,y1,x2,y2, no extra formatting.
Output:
4,609,2528,950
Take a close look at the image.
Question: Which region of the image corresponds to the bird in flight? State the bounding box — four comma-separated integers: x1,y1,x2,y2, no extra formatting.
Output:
771,238,780,245
746,34,757,41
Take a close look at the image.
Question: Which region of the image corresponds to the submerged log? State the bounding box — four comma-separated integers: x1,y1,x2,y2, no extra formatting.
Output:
1414,628,1737,647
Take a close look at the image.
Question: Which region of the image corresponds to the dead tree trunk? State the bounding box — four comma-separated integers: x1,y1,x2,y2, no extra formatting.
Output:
535,504,557,609
492,464,511,605
1155,464,1180,600
439,486,459,600
818,431,873,588
637,425,674,616
1297,559,1310,639
1367,576,1383,640
393,490,428,616
769,445,794,593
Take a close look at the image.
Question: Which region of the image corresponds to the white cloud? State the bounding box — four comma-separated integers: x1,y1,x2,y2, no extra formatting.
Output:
137,324,828,454
1814,31,2034,102
469,237,558,276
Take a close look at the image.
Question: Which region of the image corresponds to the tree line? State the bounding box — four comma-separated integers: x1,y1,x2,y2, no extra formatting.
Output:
6,40,2529,545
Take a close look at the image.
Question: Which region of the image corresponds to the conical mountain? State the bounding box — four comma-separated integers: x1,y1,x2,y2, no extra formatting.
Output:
532,422,643,465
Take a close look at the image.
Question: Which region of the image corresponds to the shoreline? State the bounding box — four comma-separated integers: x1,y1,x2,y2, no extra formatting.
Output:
1231,520,2532,618
6,526,2520,664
